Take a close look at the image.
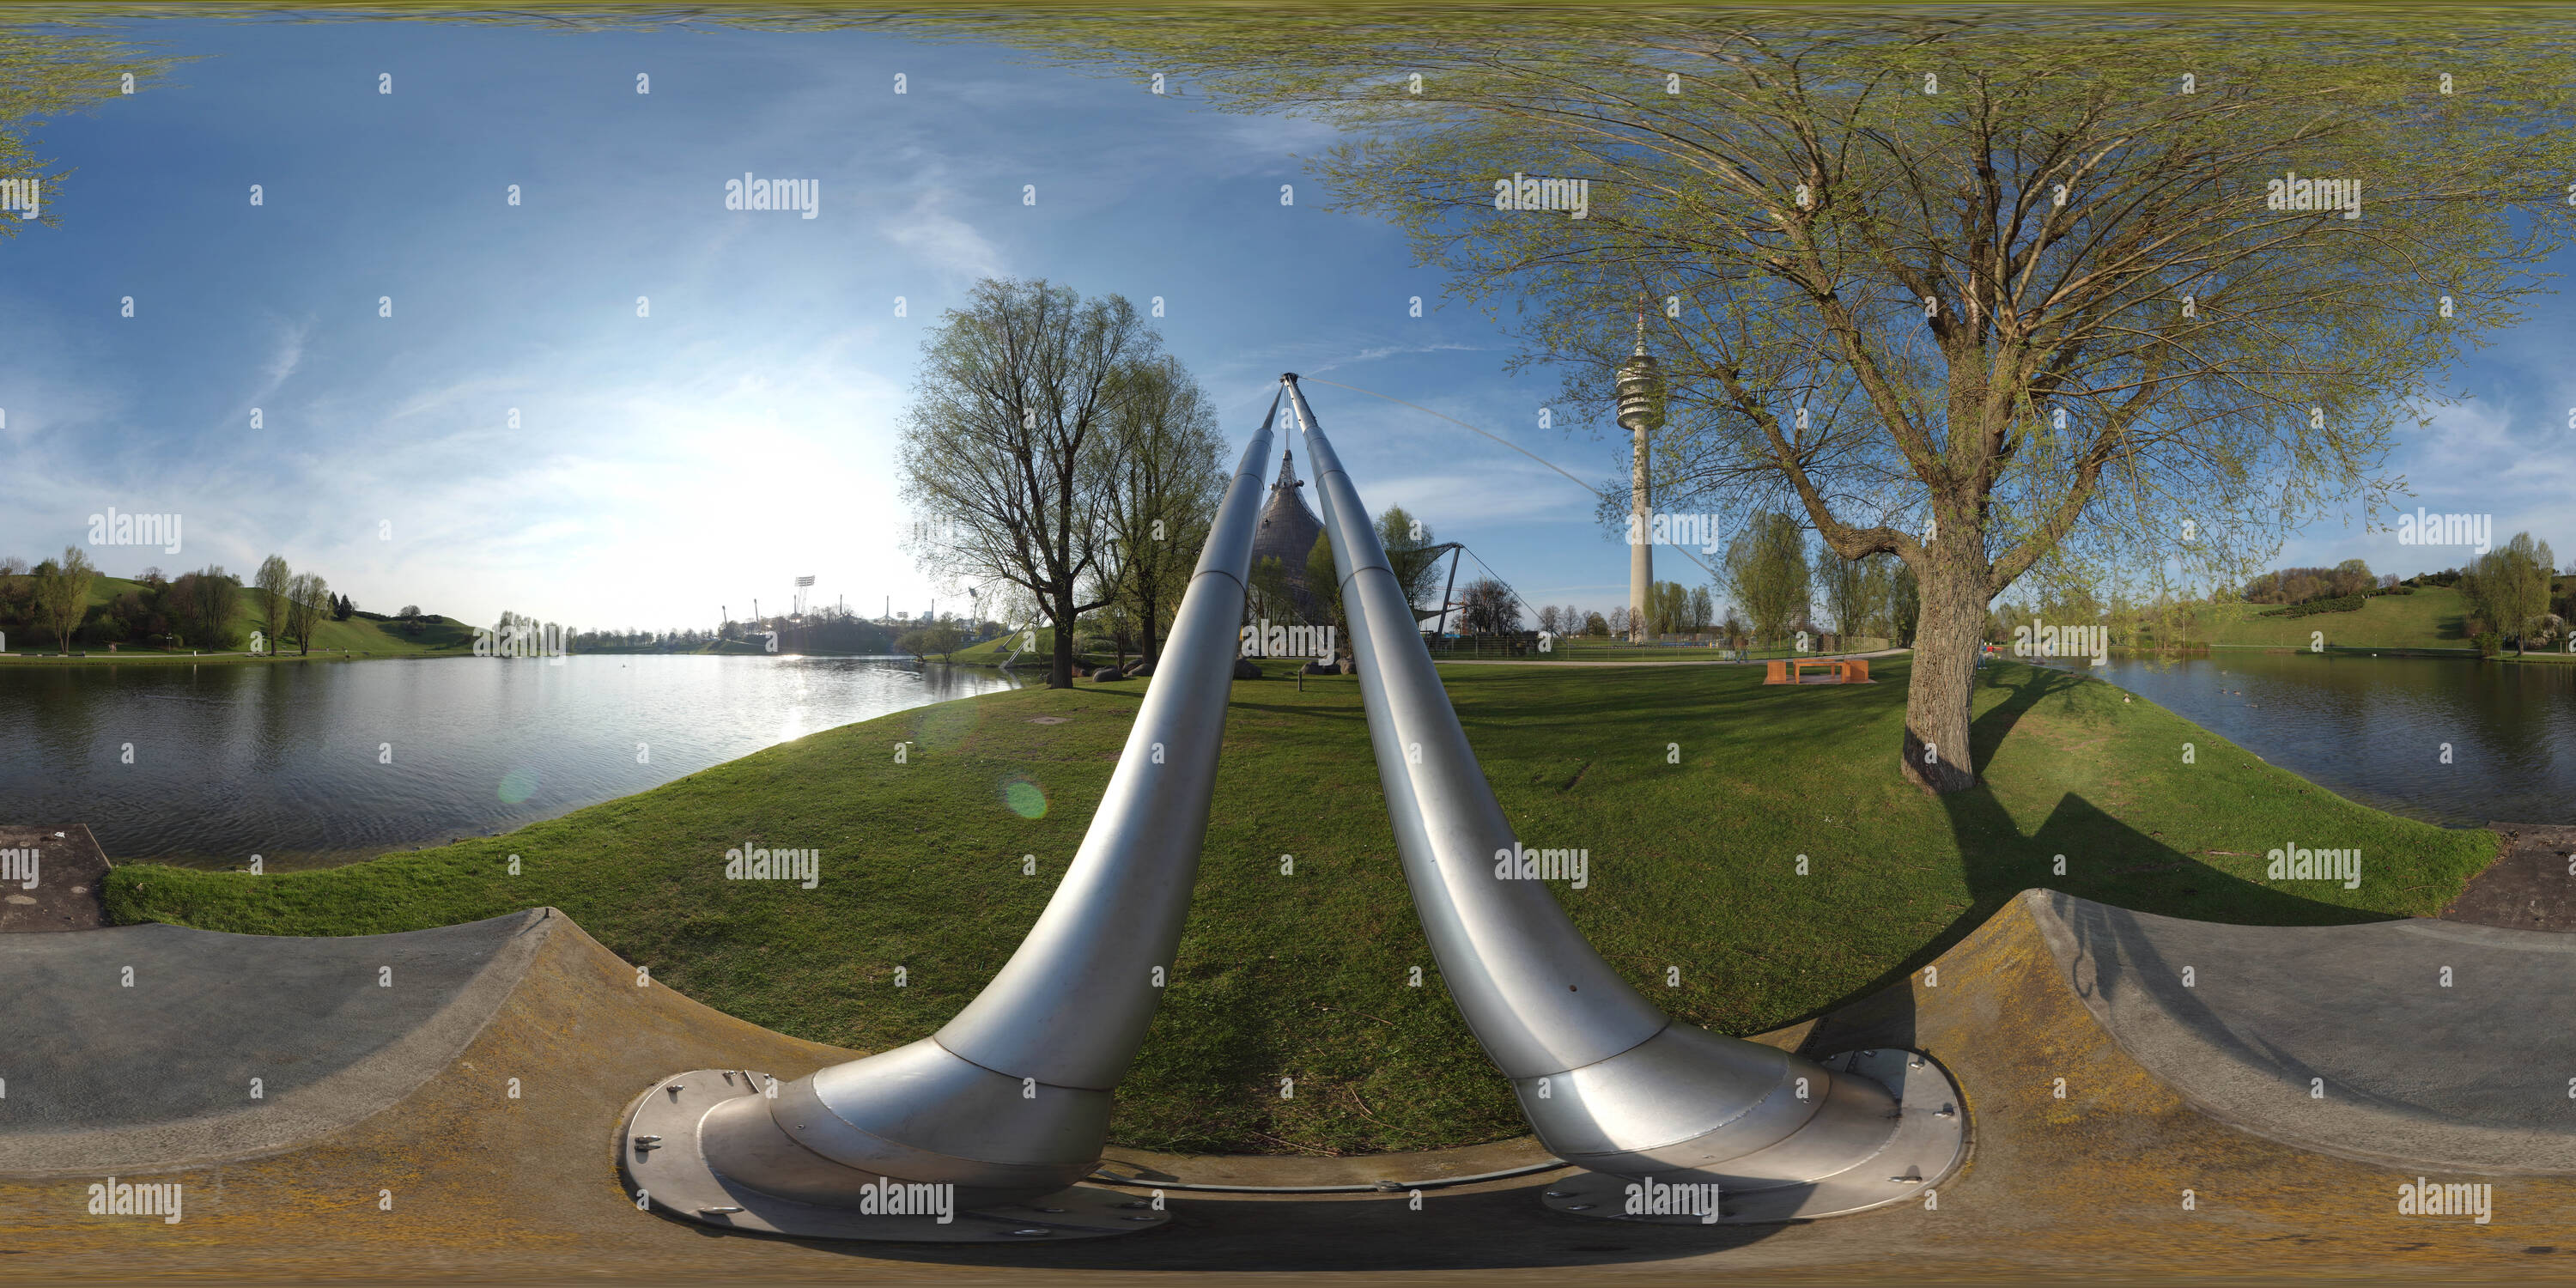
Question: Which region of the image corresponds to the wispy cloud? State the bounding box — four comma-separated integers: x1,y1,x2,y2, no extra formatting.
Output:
252,318,308,405
1306,341,1485,375
881,183,1006,283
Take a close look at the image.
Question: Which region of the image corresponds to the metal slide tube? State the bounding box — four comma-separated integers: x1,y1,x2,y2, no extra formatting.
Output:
624,393,1281,1238
1284,375,1959,1220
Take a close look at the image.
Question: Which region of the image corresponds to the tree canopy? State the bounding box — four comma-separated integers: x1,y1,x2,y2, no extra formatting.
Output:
1008,11,2576,787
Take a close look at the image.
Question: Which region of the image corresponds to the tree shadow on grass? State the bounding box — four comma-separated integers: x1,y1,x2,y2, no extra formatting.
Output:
1807,664,2387,1056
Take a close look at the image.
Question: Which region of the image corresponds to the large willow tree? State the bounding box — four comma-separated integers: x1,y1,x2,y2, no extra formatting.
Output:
1013,13,2576,792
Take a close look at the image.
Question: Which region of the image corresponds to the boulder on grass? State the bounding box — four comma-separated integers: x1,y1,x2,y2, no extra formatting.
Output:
1231,658,1261,680
1300,659,1338,675
1092,665,1127,681
1125,659,1156,677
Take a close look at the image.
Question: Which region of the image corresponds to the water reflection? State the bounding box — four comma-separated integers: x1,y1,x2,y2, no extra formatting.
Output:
2037,653,2573,827
0,655,1021,868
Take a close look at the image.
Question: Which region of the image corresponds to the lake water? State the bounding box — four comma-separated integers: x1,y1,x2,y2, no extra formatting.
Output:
7,649,2560,868
2036,652,2576,828
0,656,1022,869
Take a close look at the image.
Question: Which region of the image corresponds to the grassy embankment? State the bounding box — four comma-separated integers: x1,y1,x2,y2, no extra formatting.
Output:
2169,581,2576,661
107,658,2498,1155
950,627,1053,666
0,574,474,662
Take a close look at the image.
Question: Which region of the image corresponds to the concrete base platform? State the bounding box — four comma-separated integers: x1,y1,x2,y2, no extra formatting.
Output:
1535,1048,1967,1224
7,893,2576,1279
618,1068,1170,1241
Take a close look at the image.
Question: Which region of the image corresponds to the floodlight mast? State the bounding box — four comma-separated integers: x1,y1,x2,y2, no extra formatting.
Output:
1281,374,1961,1222
621,390,1285,1240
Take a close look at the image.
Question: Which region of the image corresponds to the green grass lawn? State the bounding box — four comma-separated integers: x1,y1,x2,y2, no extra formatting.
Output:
106,657,2497,1156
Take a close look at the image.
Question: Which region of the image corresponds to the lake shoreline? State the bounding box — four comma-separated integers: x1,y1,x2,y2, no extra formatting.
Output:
0,650,468,665
2039,651,2576,828
1,653,1023,866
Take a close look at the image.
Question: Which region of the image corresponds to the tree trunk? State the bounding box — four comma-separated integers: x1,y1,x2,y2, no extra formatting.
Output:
1139,589,1160,663
1050,588,1078,690
1902,554,1986,794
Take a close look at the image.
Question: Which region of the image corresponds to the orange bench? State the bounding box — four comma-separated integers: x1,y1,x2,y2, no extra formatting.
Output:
1763,658,1873,684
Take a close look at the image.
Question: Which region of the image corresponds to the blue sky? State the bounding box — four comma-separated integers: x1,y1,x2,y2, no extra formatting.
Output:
3,16,2570,634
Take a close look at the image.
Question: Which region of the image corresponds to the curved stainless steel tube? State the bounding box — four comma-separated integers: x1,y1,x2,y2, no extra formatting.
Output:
1283,375,1906,1194
691,391,1282,1212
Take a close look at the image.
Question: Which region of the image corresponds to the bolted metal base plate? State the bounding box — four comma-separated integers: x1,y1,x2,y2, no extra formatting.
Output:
1538,1048,1967,1225
617,1068,1170,1242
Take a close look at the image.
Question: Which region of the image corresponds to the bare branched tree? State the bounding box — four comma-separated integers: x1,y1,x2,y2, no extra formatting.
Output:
902,278,1162,689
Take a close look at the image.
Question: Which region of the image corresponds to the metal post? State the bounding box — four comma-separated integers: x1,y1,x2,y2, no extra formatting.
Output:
1282,375,1963,1224
1434,545,1462,642
621,391,1285,1242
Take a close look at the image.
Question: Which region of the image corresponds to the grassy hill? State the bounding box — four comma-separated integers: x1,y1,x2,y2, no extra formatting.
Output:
2165,579,2575,655
0,574,476,656
2184,584,2472,650
109,657,2497,1156
951,625,1054,665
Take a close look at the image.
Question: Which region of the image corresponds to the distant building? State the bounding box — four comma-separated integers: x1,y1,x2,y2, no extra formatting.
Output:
1252,449,1327,622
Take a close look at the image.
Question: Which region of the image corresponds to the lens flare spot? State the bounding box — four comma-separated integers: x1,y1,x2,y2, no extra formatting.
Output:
499,768,539,805
1003,778,1048,819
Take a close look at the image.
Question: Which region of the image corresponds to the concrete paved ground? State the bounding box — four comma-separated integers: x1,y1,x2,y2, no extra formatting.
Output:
2446,823,2576,932
7,893,2575,1280
2030,888,2576,1175
0,910,544,1176
0,823,111,932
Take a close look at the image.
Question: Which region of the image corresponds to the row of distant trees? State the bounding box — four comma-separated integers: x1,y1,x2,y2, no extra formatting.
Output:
0,550,349,653
1991,536,2573,655
2241,560,2387,605
1710,513,1920,648
1369,507,1927,648
577,607,910,657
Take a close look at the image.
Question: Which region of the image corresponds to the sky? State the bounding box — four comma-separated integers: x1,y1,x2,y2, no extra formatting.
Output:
3,15,2571,635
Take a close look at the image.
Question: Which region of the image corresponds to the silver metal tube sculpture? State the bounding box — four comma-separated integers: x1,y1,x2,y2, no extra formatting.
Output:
620,392,1284,1242
1283,375,1963,1224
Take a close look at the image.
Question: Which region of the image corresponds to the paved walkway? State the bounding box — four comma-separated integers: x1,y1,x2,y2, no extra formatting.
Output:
2029,890,2576,1174
0,910,547,1176
12,891,2576,1276
2445,823,2576,932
